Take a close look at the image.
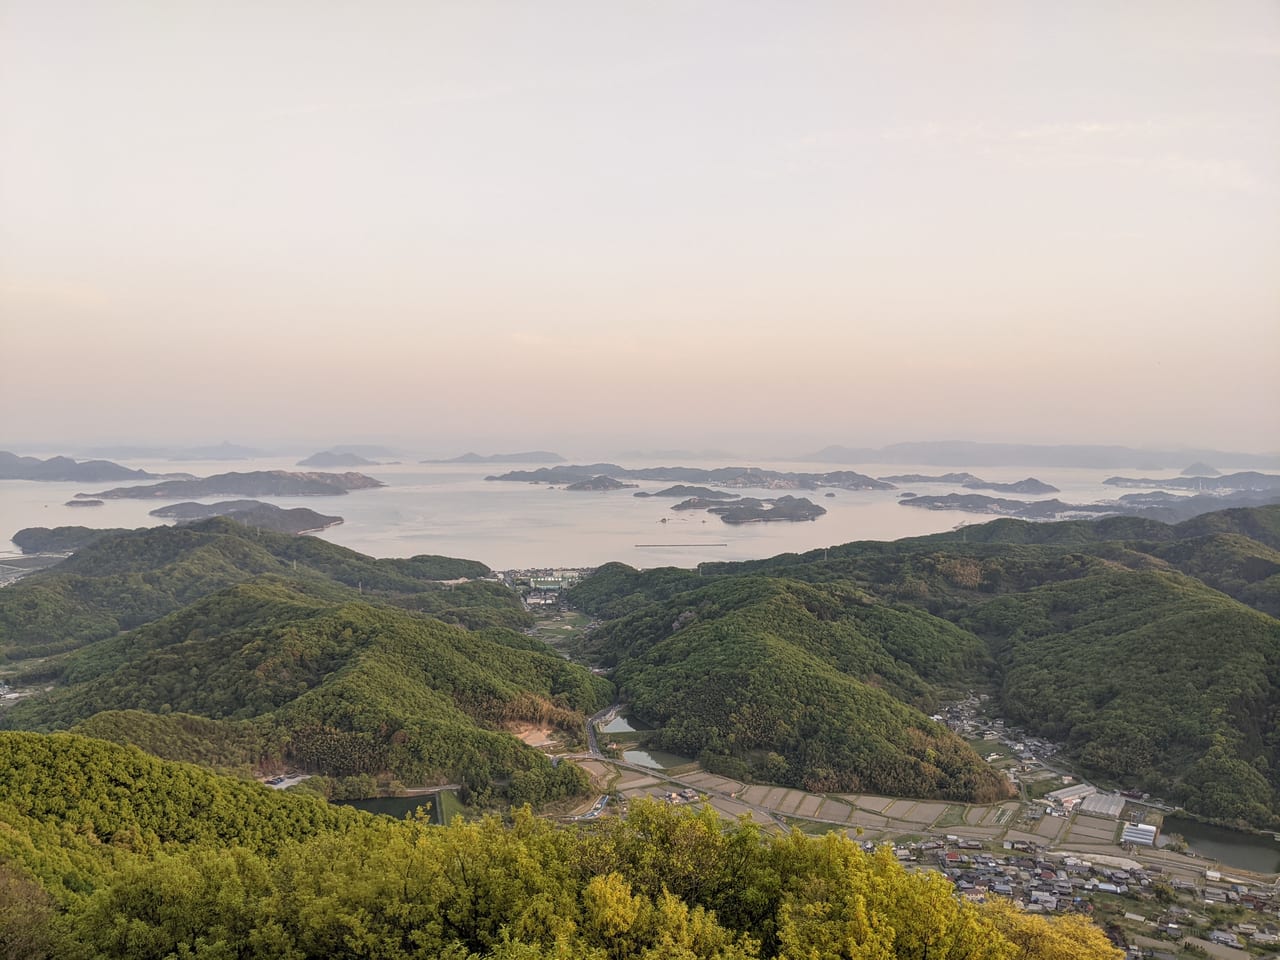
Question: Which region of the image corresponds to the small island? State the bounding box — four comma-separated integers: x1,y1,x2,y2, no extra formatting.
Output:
633,485,740,500
1181,461,1221,477
669,495,827,523
710,495,827,524
563,476,639,491
65,499,104,507
297,451,379,467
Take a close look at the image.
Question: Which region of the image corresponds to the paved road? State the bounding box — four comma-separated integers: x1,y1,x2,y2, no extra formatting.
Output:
586,703,619,757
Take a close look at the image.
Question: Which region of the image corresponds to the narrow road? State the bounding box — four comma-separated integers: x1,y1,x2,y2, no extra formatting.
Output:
586,703,619,757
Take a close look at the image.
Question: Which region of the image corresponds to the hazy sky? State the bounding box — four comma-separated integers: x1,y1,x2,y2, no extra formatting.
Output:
2,1,1277,455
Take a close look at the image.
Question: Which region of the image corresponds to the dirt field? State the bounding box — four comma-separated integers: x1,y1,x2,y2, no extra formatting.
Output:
816,798,856,822
508,724,557,747
1066,815,1121,845
680,772,744,794
846,795,896,813
1034,816,1067,841
616,771,662,791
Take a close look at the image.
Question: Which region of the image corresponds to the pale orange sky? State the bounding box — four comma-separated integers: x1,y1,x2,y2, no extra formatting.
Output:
2,1,1277,454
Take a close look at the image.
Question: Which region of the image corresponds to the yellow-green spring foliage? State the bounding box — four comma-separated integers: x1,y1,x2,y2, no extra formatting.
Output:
0,733,1119,960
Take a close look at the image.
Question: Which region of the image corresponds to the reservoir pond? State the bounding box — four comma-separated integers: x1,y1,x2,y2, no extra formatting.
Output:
337,794,441,824
1162,815,1280,874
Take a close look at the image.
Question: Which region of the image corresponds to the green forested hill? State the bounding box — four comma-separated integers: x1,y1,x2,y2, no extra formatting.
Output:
2,578,611,804
8,508,1280,824
963,568,1280,824
574,506,1280,825
574,575,1010,801
0,732,1120,960
0,518,494,659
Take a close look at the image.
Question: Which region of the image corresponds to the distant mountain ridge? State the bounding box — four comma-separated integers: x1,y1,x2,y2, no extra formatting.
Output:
79,441,267,460
0,450,163,482
424,451,566,463
801,441,1280,469
1102,471,1280,491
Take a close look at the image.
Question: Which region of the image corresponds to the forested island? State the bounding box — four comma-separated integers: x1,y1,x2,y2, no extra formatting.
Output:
876,473,1058,493
11,526,133,554
296,450,380,467
79,469,385,499
634,484,740,499
1103,471,1280,491
706,495,827,524
149,499,344,533
490,463,894,490
901,488,1280,523
564,475,639,491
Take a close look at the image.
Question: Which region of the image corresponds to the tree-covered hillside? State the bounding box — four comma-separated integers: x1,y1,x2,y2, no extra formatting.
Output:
0,732,1121,960
964,568,1280,824
2,578,611,805
573,574,1010,802
575,506,1280,826
0,521,605,807
0,518,493,659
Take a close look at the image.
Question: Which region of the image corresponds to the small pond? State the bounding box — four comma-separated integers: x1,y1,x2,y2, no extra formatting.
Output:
600,713,654,734
622,748,693,770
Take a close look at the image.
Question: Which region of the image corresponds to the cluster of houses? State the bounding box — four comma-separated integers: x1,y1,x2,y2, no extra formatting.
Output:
660,788,701,805
935,695,1060,770
503,567,589,608
881,835,1280,954
911,839,1146,912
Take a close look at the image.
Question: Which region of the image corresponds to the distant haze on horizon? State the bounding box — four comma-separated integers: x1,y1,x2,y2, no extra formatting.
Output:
2,2,1277,454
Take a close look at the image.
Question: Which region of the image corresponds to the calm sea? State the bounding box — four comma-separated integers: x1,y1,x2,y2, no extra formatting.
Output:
0,457,1235,571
